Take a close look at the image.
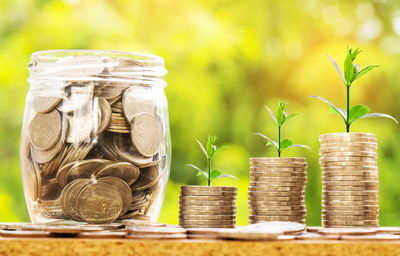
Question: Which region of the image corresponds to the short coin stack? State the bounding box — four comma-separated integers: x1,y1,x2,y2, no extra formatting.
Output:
319,132,379,227
178,186,236,228
248,157,307,224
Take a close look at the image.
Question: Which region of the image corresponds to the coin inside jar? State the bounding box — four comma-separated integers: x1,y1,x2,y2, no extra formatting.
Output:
28,110,62,151
130,113,162,157
65,159,105,185
32,96,61,114
97,176,133,216
95,162,140,185
131,165,160,191
76,181,123,224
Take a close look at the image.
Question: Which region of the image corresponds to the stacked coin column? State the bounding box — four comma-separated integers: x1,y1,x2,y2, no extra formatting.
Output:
319,133,379,228
178,186,237,228
248,158,307,224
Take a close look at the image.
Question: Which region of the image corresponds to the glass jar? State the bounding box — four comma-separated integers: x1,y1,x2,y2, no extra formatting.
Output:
20,50,170,224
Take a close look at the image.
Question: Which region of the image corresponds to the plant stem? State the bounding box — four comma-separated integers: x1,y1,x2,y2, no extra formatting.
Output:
346,85,350,132
207,157,211,186
278,125,281,157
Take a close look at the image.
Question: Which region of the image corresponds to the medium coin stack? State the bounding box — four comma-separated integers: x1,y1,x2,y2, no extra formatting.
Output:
21,55,167,224
248,157,307,224
319,132,379,228
178,186,237,228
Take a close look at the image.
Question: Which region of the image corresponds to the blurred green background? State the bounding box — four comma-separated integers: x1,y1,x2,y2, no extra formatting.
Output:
0,0,399,226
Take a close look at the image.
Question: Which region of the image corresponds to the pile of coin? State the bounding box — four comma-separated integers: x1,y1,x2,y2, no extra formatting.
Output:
248,157,307,224
21,54,168,224
178,186,237,228
319,132,379,228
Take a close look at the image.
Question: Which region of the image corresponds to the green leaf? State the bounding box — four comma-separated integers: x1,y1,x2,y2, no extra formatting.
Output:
187,164,208,179
209,170,222,181
265,105,277,125
280,139,293,151
255,133,279,151
284,113,299,124
213,174,238,181
206,136,214,158
277,101,287,126
352,65,379,82
287,144,312,151
348,105,370,124
350,48,361,61
359,113,398,124
344,49,354,85
327,54,345,84
311,96,347,121
195,139,208,158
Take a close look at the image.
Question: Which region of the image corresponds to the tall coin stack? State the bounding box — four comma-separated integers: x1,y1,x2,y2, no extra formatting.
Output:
178,186,237,228
319,132,379,228
248,158,307,224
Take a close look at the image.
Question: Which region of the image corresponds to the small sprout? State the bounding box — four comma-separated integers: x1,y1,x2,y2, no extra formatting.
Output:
187,136,237,186
312,46,397,132
256,101,311,157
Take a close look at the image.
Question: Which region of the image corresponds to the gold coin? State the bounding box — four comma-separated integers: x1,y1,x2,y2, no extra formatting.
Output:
248,194,305,202
180,195,236,201
131,165,160,191
123,86,155,122
29,110,62,151
320,151,377,158
60,179,91,221
247,190,301,197
322,175,378,181
249,209,306,216
96,97,111,134
322,180,379,186
249,180,304,186
250,163,307,168
76,181,123,224
319,132,375,139
30,139,64,164
248,186,303,192
249,200,304,206
322,195,378,202
320,142,377,149
181,186,237,192
322,200,377,206
178,214,236,221
179,219,235,225
65,159,105,185
250,166,306,172
248,215,304,222
320,137,377,144
319,161,377,167
323,185,379,191
322,210,378,217
33,96,62,114
179,205,236,212
249,176,307,183
322,220,379,226
97,176,133,216
21,156,39,201
130,113,162,157
322,190,378,196
320,156,377,163
96,161,140,186
249,172,306,179
250,157,307,163
0,230,51,238
318,227,378,236
323,205,379,212
249,205,306,212
179,208,235,215
180,190,237,197
40,181,62,201
322,170,378,177
181,224,235,229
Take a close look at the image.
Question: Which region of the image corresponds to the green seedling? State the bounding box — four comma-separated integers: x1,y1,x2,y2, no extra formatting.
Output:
187,135,237,186
256,101,311,157
312,46,397,132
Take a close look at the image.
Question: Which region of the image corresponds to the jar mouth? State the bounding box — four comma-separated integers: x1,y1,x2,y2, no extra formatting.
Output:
28,50,168,90
31,49,165,67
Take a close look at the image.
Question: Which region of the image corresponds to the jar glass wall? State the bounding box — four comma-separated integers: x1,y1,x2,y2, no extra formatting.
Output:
20,50,170,224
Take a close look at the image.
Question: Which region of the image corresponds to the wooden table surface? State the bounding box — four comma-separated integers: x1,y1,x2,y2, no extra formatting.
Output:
0,237,399,256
